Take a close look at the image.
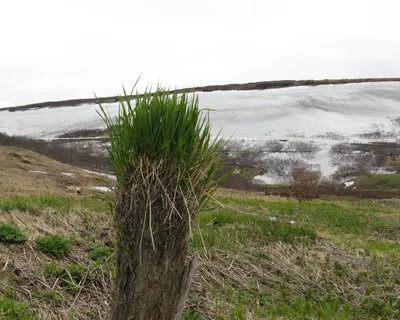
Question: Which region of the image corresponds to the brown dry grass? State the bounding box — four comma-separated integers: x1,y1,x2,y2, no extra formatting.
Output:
0,146,115,198
0,199,399,319
0,204,112,319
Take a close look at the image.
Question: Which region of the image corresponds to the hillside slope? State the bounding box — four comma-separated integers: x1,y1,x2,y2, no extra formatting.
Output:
0,146,115,197
0,148,399,319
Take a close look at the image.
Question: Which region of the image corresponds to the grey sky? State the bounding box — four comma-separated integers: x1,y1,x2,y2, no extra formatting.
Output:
1,0,400,106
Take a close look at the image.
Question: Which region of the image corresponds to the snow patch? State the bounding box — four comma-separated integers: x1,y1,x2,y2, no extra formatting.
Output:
344,181,354,188
61,172,76,177
371,168,398,175
29,170,47,174
252,175,279,185
92,186,113,192
83,169,116,180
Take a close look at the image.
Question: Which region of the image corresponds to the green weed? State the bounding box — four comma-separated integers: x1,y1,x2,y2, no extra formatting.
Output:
35,235,71,257
0,224,27,244
66,264,86,283
89,247,112,262
182,309,205,320
44,263,64,278
0,297,34,320
39,290,57,303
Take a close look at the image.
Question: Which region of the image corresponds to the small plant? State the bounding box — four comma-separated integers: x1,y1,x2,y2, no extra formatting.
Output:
182,309,205,320
3,286,16,299
333,260,349,277
35,235,71,257
66,264,86,283
0,224,27,244
39,290,57,303
60,264,86,294
89,247,112,262
44,263,64,278
361,297,400,318
0,296,33,319
366,285,376,295
82,214,90,224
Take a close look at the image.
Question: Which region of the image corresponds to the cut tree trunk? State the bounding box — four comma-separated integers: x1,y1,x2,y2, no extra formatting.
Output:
110,196,196,320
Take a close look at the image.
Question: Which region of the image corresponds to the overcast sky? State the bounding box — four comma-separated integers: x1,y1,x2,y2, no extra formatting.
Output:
1,0,400,106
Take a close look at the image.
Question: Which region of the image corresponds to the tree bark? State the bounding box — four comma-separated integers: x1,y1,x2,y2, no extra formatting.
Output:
110,196,196,320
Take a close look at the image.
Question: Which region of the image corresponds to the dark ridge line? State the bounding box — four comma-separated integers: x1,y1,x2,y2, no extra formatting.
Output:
3,77,400,112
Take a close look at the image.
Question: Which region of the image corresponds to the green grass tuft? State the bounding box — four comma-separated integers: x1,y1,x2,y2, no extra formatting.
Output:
0,297,34,320
98,86,225,194
182,309,205,320
0,224,27,244
66,264,86,283
44,263,64,278
39,290,57,303
89,247,112,262
35,235,71,257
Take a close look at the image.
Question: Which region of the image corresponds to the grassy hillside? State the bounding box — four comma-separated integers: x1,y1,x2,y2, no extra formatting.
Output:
0,194,399,319
0,148,399,319
354,174,400,191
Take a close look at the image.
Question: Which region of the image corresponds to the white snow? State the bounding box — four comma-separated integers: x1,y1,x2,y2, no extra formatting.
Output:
371,168,398,175
61,172,76,177
2,82,400,180
29,170,47,174
344,181,354,188
92,186,113,192
2,82,400,140
253,175,279,185
82,169,117,181
232,168,241,175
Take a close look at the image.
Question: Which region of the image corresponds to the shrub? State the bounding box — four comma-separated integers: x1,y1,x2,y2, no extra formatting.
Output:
35,235,71,257
0,224,27,244
289,169,329,202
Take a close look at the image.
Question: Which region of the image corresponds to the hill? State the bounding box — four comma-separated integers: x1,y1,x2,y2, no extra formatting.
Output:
3,77,400,112
0,146,115,198
0,148,399,319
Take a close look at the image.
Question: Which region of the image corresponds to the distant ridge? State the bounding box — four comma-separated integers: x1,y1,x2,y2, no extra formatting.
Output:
3,77,400,112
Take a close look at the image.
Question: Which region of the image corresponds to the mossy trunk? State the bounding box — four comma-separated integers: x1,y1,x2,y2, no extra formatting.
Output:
110,196,196,320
